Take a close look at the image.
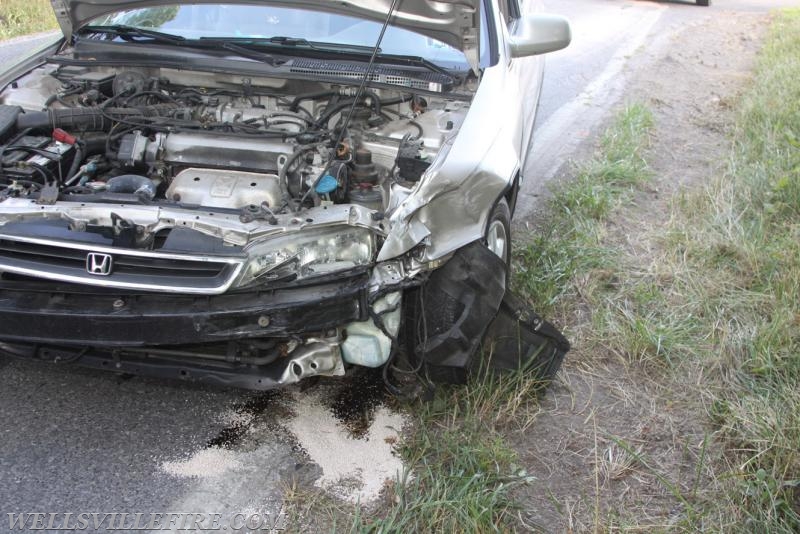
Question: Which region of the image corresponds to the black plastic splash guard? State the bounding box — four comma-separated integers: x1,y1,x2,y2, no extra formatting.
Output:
416,241,569,384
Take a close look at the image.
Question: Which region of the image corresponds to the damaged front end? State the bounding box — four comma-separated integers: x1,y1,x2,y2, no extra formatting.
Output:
0,11,570,392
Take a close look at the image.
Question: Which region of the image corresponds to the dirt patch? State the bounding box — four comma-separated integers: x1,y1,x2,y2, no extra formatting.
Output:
512,11,769,531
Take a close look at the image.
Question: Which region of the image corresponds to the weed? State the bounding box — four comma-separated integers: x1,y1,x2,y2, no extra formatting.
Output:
0,0,57,40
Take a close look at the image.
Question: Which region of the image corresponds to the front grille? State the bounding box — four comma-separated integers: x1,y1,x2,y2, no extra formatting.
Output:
0,234,245,294
288,59,453,92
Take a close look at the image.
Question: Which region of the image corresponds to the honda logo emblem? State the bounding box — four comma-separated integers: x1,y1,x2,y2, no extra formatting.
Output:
86,253,113,276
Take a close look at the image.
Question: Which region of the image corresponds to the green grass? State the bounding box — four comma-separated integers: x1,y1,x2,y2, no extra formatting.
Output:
672,10,800,529
0,0,58,41
347,366,545,533
517,9,800,531
513,103,654,318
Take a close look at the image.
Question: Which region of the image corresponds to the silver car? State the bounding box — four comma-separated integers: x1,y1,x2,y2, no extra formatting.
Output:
0,0,570,390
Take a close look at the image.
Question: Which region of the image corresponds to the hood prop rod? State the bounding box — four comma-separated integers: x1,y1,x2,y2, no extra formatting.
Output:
296,0,402,210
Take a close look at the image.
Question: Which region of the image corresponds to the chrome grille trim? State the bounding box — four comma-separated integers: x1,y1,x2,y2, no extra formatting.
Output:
0,234,246,295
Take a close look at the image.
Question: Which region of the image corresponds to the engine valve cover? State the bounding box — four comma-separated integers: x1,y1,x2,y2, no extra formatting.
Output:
166,168,282,210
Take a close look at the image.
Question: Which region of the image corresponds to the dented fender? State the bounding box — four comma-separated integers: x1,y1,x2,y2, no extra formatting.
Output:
377,42,525,263
378,131,519,262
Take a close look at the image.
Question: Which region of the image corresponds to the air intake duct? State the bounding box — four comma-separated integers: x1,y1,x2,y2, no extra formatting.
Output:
16,105,184,132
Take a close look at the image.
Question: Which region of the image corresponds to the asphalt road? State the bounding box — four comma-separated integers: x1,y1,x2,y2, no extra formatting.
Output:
0,32,59,68
518,0,800,218
0,1,793,532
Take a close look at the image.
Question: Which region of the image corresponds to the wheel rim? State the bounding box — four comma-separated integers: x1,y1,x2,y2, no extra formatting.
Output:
486,219,508,263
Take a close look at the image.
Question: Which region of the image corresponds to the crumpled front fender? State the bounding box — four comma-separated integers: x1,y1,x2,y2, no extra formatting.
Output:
377,135,518,263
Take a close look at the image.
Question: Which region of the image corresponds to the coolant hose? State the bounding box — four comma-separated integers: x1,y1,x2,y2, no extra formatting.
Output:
106,174,156,200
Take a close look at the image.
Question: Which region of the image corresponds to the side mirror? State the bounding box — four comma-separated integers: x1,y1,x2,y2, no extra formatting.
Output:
508,14,571,58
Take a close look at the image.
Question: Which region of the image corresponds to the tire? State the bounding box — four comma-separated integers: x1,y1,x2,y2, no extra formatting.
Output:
485,198,512,282
697,0,709,5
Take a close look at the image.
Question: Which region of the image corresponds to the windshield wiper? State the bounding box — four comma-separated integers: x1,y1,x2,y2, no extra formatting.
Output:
77,27,280,64
199,37,454,79
370,52,455,78
216,41,277,66
78,25,185,44
199,36,378,54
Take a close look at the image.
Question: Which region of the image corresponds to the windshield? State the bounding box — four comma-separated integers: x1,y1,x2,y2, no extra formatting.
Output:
89,4,473,69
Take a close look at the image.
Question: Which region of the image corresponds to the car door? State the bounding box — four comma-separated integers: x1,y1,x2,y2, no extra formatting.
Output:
502,0,545,176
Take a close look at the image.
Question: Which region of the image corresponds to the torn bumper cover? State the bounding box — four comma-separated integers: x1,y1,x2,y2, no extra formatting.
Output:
413,242,570,384
0,243,569,391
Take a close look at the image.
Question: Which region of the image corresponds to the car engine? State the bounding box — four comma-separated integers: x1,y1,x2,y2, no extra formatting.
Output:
0,64,469,222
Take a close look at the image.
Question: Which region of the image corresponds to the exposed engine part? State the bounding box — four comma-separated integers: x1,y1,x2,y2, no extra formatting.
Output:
396,136,429,182
351,147,379,185
349,185,383,211
16,106,180,132
106,174,156,200
238,202,278,224
112,70,148,96
0,66,470,212
313,160,349,204
0,134,75,184
70,71,115,95
166,168,282,210
56,66,117,94
117,131,293,173
0,105,22,143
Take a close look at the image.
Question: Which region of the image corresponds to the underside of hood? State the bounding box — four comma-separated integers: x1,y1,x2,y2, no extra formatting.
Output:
50,0,481,69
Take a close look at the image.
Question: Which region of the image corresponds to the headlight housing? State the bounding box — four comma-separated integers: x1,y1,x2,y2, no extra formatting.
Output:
236,226,375,287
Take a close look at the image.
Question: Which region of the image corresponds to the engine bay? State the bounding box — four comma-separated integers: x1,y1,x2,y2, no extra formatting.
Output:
0,64,470,231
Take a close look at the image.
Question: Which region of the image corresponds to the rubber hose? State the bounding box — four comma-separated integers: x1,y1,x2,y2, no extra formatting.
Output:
106,174,156,200
16,105,185,132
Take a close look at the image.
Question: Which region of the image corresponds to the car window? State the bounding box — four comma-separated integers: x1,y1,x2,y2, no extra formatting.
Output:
498,0,521,27
90,4,473,70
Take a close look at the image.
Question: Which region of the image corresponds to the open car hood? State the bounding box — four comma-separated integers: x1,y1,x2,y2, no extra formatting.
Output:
50,0,481,69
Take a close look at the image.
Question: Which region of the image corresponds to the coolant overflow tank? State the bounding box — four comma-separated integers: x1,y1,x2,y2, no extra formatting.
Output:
341,292,401,367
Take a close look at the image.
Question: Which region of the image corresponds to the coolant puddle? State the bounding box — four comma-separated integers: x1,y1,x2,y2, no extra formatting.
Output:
329,368,389,439
287,386,406,503
160,370,407,504
206,390,285,449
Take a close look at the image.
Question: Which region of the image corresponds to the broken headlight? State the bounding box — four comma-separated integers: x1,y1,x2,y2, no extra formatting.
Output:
236,226,375,287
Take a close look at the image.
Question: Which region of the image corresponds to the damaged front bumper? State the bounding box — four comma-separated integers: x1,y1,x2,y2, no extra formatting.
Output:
0,243,569,391
0,270,402,389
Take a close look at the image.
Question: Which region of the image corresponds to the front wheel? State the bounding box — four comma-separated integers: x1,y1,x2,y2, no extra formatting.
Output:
485,198,512,281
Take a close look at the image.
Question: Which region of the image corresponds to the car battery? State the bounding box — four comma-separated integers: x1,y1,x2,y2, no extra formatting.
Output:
2,135,75,183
